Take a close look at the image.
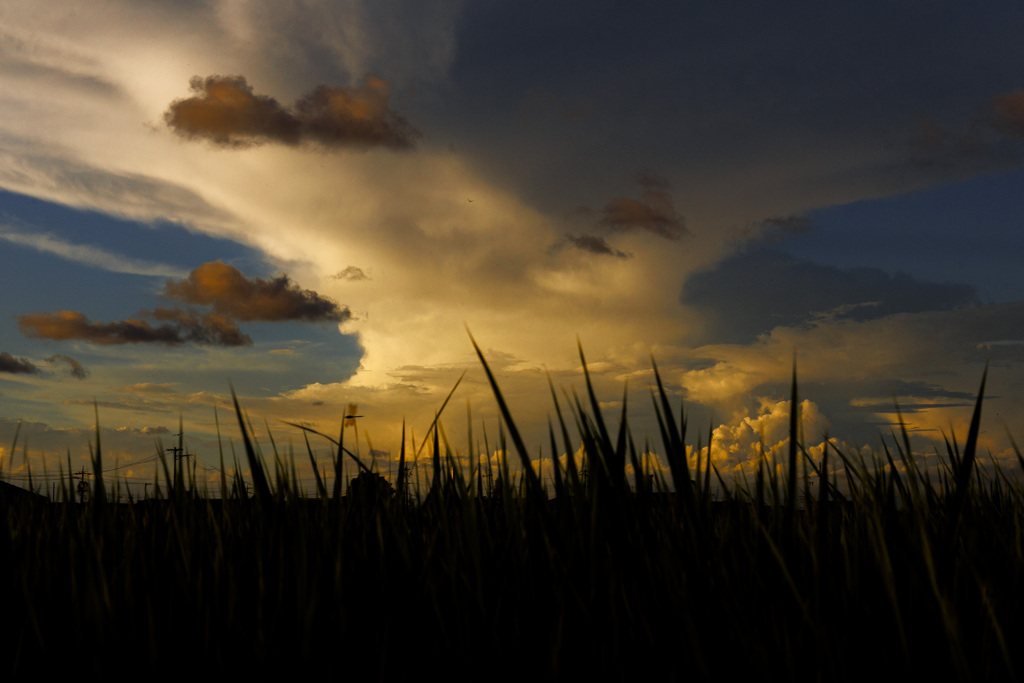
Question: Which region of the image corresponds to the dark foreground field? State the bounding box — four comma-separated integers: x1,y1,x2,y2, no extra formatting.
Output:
3,358,1022,680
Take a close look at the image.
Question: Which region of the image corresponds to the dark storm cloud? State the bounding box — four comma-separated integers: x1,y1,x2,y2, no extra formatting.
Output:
17,310,252,347
162,261,350,323
599,189,686,240
46,354,88,379
681,248,979,345
0,351,39,375
331,266,370,281
565,234,630,259
441,2,1024,214
164,74,418,149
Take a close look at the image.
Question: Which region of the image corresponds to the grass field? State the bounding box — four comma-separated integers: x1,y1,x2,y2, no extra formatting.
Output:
2,344,1022,680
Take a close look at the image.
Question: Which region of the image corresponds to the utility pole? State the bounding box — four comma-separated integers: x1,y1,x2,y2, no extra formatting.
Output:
168,432,194,492
73,468,89,504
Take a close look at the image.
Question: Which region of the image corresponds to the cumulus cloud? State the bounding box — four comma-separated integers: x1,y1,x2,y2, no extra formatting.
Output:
331,265,370,281
147,307,252,346
162,261,350,323
46,354,88,379
17,310,252,347
164,74,419,149
564,233,630,258
0,351,39,375
708,397,832,472
14,262,344,351
598,188,686,240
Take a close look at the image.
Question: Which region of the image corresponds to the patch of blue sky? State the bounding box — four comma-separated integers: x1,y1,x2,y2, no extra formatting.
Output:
243,322,363,392
87,328,361,397
0,188,266,270
0,188,270,326
782,166,1024,303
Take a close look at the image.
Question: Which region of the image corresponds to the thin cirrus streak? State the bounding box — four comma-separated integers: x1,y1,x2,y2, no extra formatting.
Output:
0,225,188,278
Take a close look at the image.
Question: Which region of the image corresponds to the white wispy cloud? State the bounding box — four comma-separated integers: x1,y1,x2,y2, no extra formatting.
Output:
0,224,188,277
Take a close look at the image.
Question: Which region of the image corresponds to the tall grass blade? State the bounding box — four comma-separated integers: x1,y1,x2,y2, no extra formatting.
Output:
469,330,543,498
785,362,798,536
92,402,106,506
650,357,693,511
231,385,272,502
949,363,988,534
396,419,407,502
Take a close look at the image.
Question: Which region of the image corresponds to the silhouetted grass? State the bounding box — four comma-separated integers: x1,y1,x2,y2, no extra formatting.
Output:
1,348,1020,680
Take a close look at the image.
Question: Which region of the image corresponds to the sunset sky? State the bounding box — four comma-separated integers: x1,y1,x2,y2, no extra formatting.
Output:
2,1,1024,492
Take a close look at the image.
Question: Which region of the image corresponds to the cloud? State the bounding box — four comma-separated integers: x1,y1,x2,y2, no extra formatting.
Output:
17,309,252,347
0,150,236,229
164,74,418,149
146,307,252,346
163,75,300,147
13,262,344,353
598,188,685,240
294,78,419,148
0,351,88,379
681,248,979,344
46,354,88,379
331,265,371,281
991,90,1024,138
0,29,124,100
0,351,39,375
122,383,180,395
0,224,188,277
708,397,832,473
756,215,815,241
676,300,1024,418
564,234,630,258
162,261,350,323
729,214,816,246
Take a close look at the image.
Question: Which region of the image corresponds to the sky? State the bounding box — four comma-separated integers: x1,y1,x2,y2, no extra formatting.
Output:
2,0,1024,495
